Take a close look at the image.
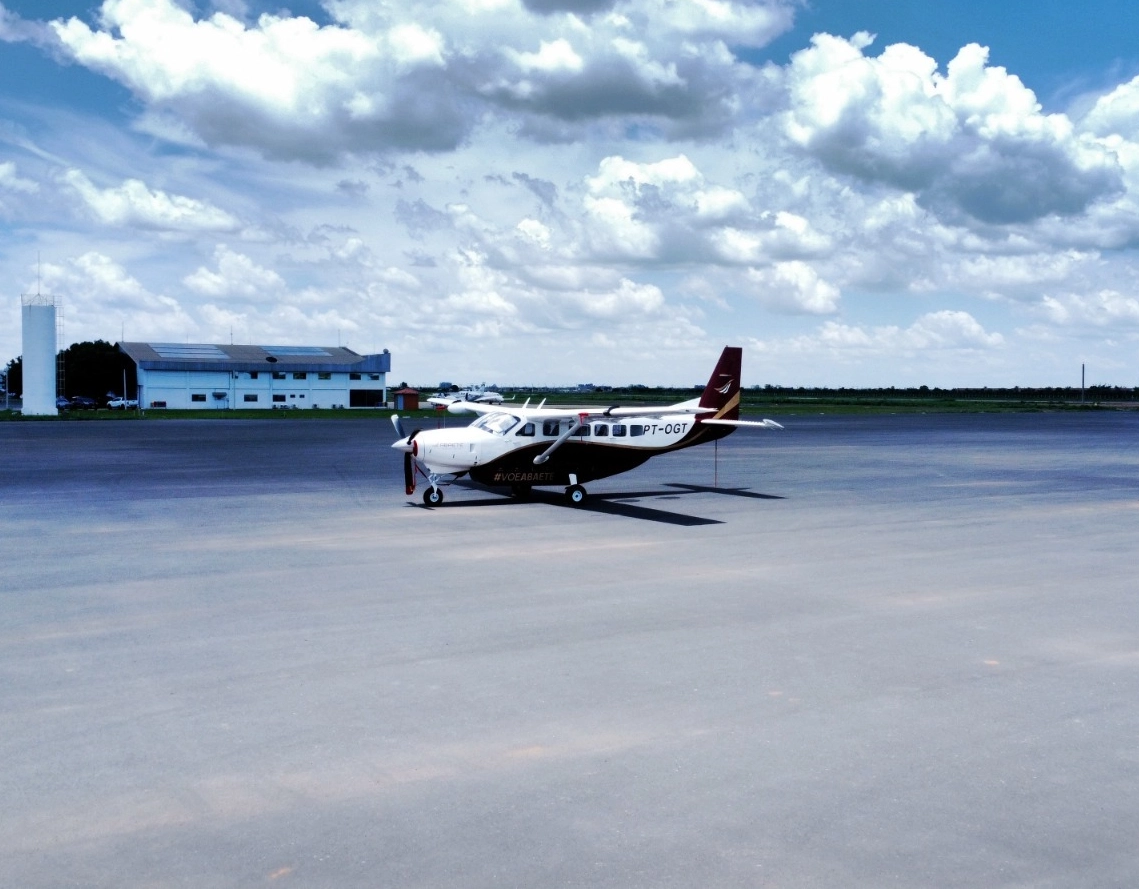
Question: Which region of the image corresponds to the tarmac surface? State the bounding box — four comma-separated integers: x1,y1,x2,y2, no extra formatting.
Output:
2,412,1138,888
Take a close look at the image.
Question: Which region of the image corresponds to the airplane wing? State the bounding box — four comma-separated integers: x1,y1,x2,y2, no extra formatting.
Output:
598,403,709,418
443,400,510,415
446,400,711,419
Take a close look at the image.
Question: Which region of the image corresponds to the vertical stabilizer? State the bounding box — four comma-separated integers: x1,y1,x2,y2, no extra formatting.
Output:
698,346,742,419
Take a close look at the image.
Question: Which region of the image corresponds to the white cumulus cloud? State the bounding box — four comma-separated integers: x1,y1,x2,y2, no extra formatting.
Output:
562,277,665,318
1082,76,1139,140
810,311,1004,354
746,261,841,314
37,252,194,341
41,0,793,159
184,245,285,298
1039,290,1139,327
62,169,240,232
50,0,458,160
783,34,1123,224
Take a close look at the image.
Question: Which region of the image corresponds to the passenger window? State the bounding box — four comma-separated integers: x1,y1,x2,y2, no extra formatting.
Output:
593,424,608,436
612,424,627,437
630,425,645,436
516,423,535,437
542,420,561,436
577,424,590,436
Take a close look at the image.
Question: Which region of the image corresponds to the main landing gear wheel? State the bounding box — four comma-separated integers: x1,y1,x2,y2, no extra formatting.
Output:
565,484,587,506
423,487,444,506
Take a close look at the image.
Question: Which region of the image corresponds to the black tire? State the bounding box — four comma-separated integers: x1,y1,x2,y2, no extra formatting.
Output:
423,487,444,506
565,484,586,506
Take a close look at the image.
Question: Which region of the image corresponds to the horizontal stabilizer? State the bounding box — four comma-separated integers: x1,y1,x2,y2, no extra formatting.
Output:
700,418,783,430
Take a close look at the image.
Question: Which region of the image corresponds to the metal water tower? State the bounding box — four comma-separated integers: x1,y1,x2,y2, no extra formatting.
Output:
21,293,60,416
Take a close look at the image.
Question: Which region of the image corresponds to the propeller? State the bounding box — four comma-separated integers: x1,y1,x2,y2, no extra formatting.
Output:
391,414,421,494
403,429,421,494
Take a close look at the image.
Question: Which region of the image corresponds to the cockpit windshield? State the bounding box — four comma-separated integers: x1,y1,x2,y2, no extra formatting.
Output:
472,412,520,435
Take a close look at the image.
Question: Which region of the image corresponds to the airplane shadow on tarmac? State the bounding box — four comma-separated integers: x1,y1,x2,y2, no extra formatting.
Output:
408,482,784,527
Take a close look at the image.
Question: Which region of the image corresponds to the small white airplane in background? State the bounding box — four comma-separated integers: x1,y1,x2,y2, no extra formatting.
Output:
392,346,782,506
426,386,507,407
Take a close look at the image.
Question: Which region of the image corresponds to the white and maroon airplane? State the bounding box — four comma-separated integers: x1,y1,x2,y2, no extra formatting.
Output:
391,346,782,506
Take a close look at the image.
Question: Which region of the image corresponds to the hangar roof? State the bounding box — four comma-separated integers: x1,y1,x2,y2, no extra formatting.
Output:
119,342,391,374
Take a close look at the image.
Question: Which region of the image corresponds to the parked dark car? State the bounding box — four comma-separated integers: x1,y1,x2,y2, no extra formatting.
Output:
70,396,97,409
56,396,71,410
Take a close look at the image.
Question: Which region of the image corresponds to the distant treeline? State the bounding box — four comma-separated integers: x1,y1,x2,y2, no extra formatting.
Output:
745,384,1139,403
513,383,1139,410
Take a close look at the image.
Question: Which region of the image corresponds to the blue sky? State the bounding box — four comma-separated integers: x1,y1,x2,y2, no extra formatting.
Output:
3,0,1139,387
765,1,1139,102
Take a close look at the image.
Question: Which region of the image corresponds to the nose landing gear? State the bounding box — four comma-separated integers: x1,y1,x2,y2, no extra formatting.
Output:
420,470,447,506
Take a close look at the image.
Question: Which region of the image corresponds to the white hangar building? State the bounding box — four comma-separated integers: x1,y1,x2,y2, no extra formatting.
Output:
119,342,391,410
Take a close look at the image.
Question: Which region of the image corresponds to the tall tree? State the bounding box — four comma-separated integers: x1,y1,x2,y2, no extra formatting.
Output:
3,357,21,396
61,341,136,400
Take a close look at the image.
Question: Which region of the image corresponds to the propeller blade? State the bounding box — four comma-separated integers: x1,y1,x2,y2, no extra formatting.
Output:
391,414,407,439
404,451,415,495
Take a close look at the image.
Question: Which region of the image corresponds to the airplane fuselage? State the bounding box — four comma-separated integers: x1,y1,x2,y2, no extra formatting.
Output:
414,410,732,487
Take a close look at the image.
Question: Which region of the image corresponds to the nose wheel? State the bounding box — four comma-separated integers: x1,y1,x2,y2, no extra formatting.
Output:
565,484,587,506
423,487,444,506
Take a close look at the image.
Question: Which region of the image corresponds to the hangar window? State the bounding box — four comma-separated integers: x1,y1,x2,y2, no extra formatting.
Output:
191,393,207,403
249,372,259,379
612,425,627,437
630,425,645,436
369,374,381,380
272,371,286,380
349,372,361,380
317,372,331,380
272,394,286,403
244,394,258,403
293,372,307,380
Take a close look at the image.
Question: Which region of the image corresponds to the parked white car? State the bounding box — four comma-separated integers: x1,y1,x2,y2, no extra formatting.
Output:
107,397,139,409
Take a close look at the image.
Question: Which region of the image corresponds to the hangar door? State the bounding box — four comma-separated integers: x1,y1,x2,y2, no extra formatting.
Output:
349,389,385,407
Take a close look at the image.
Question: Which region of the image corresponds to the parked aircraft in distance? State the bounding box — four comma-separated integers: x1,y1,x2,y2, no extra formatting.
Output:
392,346,782,506
426,386,507,407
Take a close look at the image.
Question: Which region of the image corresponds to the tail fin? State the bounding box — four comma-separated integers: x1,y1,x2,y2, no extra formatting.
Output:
698,346,742,419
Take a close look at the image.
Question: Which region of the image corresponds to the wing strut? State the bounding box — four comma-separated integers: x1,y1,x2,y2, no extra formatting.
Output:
533,414,586,465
